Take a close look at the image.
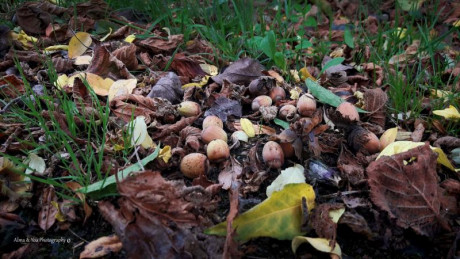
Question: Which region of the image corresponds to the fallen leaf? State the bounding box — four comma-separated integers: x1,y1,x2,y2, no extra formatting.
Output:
310,204,345,248
112,44,138,70
16,2,67,35
68,32,92,59
205,183,316,242
212,58,264,85
65,182,92,224
363,88,388,127
87,44,134,80
379,127,398,151
68,72,114,96
107,78,137,101
218,156,243,190
51,201,65,222
240,118,256,138
124,34,136,43
137,34,183,54
147,72,183,104
44,45,68,52
291,237,342,258
79,235,122,259
38,187,58,231
368,143,453,236
299,67,316,81
127,116,147,146
25,153,46,175
233,122,276,136
378,141,456,171
433,105,460,120
158,145,172,163
204,97,242,122
266,164,306,197
74,55,93,65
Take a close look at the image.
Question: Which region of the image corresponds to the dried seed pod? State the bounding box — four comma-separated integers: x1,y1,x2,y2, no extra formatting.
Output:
337,102,359,122
248,76,275,96
207,139,230,162
348,126,381,154
252,95,272,111
269,86,286,102
180,153,209,178
262,141,284,169
297,94,316,117
202,115,223,129
201,126,227,143
178,101,201,117
307,160,341,186
278,104,297,120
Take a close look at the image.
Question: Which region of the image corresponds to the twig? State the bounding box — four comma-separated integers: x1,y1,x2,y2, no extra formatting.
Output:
0,96,22,114
319,190,367,198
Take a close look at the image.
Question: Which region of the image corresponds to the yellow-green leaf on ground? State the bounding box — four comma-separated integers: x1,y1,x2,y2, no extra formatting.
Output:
433,105,460,120
127,116,148,146
44,45,69,52
397,0,425,11
68,32,92,58
124,34,136,43
108,78,137,101
329,207,345,223
379,127,398,151
240,118,256,138
140,135,155,149
292,237,342,258
74,55,92,65
378,141,456,171
68,73,114,96
266,164,306,197
158,145,172,163
25,153,46,176
199,64,218,76
205,183,316,242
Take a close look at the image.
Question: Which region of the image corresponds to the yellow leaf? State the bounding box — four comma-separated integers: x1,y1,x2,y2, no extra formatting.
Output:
140,135,155,149
329,208,345,223
44,45,69,52
10,30,38,49
240,118,255,138
299,67,315,81
330,48,344,58
128,116,147,146
68,32,92,59
108,78,137,101
159,145,172,163
51,201,66,222
378,141,456,171
394,27,407,39
289,70,300,83
206,183,316,241
55,74,69,89
454,20,460,28
181,76,210,89
289,88,300,100
124,34,136,43
100,27,112,42
199,64,218,76
74,55,92,65
379,127,398,151
292,237,342,258
68,73,114,96
433,105,460,120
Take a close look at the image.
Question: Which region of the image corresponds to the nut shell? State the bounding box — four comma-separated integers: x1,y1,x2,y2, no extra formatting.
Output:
201,126,227,143
278,104,297,120
269,86,286,102
178,101,201,117
202,115,223,129
207,139,230,162
262,141,284,169
297,94,316,117
180,153,209,178
252,95,272,111
337,102,359,122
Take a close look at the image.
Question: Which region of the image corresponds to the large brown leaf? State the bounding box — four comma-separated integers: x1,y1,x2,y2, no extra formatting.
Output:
137,34,184,54
367,143,453,236
113,44,138,70
363,88,388,127
212,58,264,85
38,187,58,231
87,44,134,80
15,2,67,35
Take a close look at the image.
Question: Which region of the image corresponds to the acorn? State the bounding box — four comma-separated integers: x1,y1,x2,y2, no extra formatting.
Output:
280,142,295,158
262,141,284,169
337,102,359,122
297,94,316,117
201,126,227,143
348,126,381,154
202,115,223,129
269,86,286,102
252,95,272,111
207,139,230,162
178,101,201,117
180,153,209,178
278,104,297,120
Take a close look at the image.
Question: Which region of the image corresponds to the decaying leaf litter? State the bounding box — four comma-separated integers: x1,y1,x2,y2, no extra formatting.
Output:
0,0,459,258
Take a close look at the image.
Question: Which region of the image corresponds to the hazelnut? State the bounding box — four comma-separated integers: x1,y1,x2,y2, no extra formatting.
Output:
278,104,297,120
207,139,230,162
180,153,209,178
269,86,286,102
348,126,381,154
280,142,295,158
252,95,272,111
202,115,223,129
262,141,284,169
178,101,201,117
337,102,359,122
201,126,228,144
297,94,316,117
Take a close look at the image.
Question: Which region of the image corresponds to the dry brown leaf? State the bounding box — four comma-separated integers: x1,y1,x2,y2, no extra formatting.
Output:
169,53,207,80
410,119,425,142
65,182,92,224
38,187,58,231
52,57,74,73
152,115,200,140
0,74,25,98
112,44,138,70
87,44,134,80
79,235,122,259
16,2,67,35
338,211,375,240
75,0,109,19
212,58,264,85
147,72,184,104
223,174,241,259
362,63,384,86
218,156,243,190
232,122,276,136
337,144,365,185
433,136,460,150
311,203,344,248
137,34,184,54
363,88,388,127
367,143,453,237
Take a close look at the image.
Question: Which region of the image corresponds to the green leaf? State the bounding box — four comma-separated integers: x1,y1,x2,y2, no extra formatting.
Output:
306,79,367,113
260,30,276,59
274,118,290,129
78,146,161,194
397,0,425,11
274,51,286,70
303,16,317,27
292,237,342,258
344,28,354,49
295,40,312,51
205,183,316,242
320,57,345,74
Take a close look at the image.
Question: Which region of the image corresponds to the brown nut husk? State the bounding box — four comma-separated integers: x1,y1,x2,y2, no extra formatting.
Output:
337,102,359,122
202,115,223,129
278,104,297,120
269,86,286,102
297,94,316,117
207,139,230,162
262,141,284,169
252,95,272,111
178,101,201,117
180,153,209,178
348,126,381,154
201,125,227,143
